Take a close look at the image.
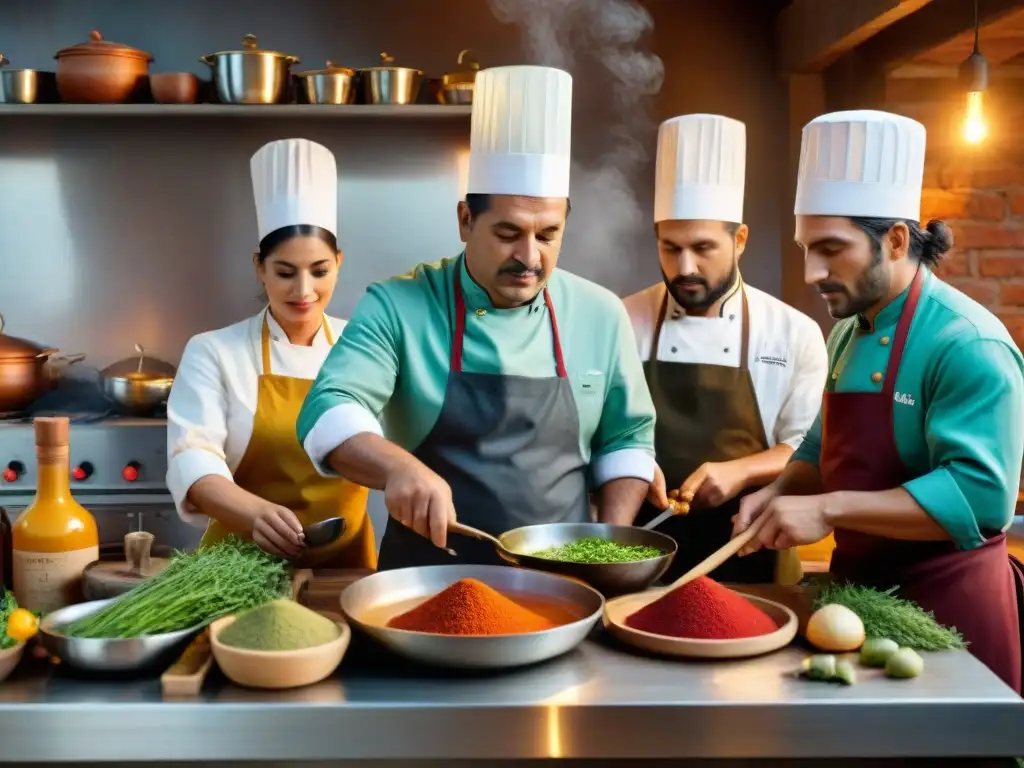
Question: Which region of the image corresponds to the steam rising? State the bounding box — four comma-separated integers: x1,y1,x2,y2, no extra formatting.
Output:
488,0,664,289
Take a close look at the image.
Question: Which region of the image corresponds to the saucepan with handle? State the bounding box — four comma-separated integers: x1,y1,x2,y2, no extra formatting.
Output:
441,520,677,597
101,343,175,416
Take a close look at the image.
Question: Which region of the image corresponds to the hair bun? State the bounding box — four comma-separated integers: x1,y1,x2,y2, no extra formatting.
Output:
923,219,954,259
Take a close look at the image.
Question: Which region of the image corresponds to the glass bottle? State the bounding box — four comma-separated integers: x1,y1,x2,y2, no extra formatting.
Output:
12,417,99,612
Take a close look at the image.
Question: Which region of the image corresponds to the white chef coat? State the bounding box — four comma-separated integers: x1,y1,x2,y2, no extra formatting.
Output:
623,281,828,450
165,309,345,526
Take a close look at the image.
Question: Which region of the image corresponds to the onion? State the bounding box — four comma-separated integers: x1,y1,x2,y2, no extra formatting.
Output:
805,603,865,652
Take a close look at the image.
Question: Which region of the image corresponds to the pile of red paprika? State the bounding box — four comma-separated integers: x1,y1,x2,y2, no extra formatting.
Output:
625,576,778,640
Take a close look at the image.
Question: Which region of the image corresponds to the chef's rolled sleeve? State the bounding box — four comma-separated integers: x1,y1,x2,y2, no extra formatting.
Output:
774,318,829,450
901,338,1024,550
298,286,399,477
589,303,657,485
165,335,235,527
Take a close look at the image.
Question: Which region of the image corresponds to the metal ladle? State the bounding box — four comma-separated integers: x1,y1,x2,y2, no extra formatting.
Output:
302,517,346,548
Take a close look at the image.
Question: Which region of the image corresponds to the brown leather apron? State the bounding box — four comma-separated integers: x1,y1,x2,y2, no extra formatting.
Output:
376,265,590,569
822,267,1023,694
633,287,779,584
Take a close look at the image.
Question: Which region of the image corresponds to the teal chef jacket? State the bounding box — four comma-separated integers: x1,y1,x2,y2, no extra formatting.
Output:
792,267,1024,550
298,255,657,487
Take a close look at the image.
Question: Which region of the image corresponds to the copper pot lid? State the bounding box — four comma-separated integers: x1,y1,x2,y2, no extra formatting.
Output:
55,31,153,62
201,34,299,64
361,52,423,75
442,49,480,86
295,60,356,77
0,312,52,361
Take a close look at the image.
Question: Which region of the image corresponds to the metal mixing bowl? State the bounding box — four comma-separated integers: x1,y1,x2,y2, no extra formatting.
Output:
39,597,203,673
496,522,677,597
340,564,604,670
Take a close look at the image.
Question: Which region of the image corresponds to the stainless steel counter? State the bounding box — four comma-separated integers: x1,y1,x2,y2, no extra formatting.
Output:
0,634,1022,763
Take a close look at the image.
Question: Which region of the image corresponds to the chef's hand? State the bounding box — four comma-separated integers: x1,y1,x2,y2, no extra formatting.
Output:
384,459,456,548
252,503,306,559
734,494,834,556
647,463,671,510
680,461,746,509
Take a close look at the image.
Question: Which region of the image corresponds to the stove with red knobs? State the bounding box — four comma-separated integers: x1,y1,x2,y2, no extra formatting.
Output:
0,416,202,552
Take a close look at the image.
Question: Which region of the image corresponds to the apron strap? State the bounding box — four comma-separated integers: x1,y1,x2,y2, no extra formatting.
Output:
451,267,567,378
882,266,924,396
260,310,337,376
649,285,751,371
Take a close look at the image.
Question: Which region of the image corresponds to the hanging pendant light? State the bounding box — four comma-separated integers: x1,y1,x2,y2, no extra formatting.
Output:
960,0,989,144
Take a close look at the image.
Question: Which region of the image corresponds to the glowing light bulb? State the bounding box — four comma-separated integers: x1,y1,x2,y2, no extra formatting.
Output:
963,90,987,144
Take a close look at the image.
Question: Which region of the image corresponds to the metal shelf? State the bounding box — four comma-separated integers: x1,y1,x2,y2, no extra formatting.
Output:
0,104,471,117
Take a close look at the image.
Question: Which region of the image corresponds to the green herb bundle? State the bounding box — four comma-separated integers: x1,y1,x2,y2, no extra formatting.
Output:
814,582,966,652
531,537,663,564
0,591,18,650
61,536,291,639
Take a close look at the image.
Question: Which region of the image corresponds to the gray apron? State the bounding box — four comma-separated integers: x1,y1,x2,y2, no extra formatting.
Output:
376,264,590,569
633,287,777,583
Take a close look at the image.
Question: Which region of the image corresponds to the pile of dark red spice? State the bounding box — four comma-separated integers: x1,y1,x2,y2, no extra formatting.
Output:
625,576,778,640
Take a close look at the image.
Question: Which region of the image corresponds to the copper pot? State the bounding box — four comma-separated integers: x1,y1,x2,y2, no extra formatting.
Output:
55,30,153,104
0,313,85,413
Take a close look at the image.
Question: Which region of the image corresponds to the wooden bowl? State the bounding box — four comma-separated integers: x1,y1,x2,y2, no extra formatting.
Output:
149,73,198,104
603,590,798,659
209,614,350,689
0,641,25,683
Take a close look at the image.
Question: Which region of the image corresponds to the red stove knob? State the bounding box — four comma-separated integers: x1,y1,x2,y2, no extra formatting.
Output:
72,462,94,481
2,461,24,483
122,461,141,482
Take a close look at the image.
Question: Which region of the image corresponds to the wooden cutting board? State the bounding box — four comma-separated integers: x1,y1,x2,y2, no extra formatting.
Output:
293,568,374,614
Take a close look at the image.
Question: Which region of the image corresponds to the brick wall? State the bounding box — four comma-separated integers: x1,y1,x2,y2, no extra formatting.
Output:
896,92,1024,351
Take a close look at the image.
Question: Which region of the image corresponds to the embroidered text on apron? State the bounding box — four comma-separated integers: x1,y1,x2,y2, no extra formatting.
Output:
822,268,1023,694
201,313,376,570
376,266,590,569
634,286,780,584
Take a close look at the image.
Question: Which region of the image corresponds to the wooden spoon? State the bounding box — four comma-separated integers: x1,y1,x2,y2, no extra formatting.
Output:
445,521,518,561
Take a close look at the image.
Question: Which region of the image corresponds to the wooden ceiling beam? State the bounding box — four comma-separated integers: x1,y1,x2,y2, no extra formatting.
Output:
855,0,1024,70
776,0,935,73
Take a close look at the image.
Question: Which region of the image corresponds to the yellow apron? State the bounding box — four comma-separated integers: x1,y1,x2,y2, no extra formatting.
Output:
200,313,376,569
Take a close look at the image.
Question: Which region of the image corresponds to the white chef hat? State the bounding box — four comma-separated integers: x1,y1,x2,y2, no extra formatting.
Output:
466,65,573,199
250,138,338,242
794,110,926,222
654,114,746,224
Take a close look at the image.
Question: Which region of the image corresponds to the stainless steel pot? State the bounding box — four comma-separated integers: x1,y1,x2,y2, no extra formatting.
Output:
0,312,84,413
101,344,175,416
200,34,298,105
295,60,355,105
360,52,422,105
439,49,479,106
0,53,56,104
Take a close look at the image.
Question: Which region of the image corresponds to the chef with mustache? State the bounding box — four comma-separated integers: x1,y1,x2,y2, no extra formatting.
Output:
297,65,657,568
624,114,828,584
732,110,1024,693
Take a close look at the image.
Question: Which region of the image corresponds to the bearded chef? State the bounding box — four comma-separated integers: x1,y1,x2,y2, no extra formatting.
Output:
624,114,828,584
732,110,1024,693
166,138,375,568
297,65,657,569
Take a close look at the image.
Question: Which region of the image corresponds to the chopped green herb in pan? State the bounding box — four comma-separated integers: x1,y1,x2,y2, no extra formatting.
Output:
530,537,663,564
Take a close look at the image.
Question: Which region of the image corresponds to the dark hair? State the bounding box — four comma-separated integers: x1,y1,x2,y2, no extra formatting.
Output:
724,221,740,237
464,193,572,219
848,217,953,266
256,224,338,264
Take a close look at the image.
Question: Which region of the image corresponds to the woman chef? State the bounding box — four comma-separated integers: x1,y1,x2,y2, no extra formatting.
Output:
165,138,375,568
732,111,1024,693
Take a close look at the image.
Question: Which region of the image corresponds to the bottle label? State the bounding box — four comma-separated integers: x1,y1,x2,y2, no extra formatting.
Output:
12,546,99,613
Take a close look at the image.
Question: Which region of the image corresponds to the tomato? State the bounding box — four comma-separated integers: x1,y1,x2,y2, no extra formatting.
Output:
6,608,39,642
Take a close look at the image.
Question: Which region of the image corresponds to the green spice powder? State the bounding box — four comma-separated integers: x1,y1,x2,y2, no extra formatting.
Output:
530,537,663,564
219,599,340,651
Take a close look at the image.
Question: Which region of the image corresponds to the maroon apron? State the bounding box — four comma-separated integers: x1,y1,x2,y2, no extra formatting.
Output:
822,267,1024,695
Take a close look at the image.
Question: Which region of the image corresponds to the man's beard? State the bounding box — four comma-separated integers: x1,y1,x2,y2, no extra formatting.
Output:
662,257,739,314
818,250,889,319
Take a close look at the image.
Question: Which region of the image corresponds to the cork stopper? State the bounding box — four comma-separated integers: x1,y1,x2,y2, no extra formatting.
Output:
34,416,70,448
